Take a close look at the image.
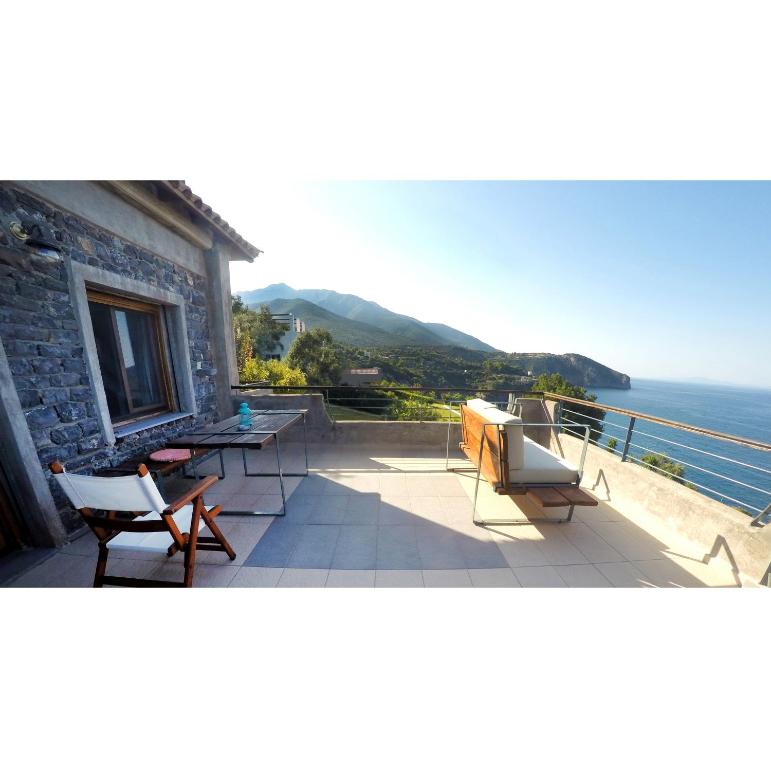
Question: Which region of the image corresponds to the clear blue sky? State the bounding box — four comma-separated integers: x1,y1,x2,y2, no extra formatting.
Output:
198,180,771,387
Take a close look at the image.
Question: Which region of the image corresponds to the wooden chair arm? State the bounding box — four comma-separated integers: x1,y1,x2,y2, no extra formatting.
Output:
163,475,218,514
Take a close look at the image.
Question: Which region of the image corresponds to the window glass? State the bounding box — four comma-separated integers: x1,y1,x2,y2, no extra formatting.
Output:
87,294,171,423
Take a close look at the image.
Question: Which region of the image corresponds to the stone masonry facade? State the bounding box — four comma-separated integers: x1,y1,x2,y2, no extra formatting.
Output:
0,184,218,534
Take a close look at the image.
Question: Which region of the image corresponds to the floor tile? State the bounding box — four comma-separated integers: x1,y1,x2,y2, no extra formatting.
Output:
277,568,329,587
468,568,521,587
230,567,284,587
376,525,421,569
559,522,627,564
457,535,510,569
531,526,589,566
375,569,424,587
512,565,566,587
378,497,415,525
150,562,239,587
287,525,341,568
430,476,468,497
326,569,376,587
307,498,348,524
595,561,653,588
415,526,467,569
343,495,380,524
588,521,666,562
632,557,717,588
330,525,378,570
243,519,303,567
195,521,269,566
422,569,472,587
554,564,613,587
495,538,551,568
9,553,91,587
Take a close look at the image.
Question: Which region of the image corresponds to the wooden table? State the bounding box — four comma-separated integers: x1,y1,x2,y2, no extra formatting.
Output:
166,409,308,516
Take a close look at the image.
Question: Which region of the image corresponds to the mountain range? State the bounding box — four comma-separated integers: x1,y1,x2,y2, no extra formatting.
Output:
236,284,631,389
237,283,497,351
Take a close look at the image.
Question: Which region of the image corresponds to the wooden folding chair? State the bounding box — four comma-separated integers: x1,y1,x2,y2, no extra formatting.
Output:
50,461,236,587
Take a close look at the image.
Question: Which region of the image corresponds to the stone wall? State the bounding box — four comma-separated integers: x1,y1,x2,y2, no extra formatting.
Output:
0,184,219,534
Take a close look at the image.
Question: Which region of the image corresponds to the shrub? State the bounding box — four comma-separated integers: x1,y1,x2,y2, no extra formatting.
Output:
239,357,307,386
640,453,687,484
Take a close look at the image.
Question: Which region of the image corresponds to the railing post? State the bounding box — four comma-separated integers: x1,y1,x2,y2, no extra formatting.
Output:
621,416,636,462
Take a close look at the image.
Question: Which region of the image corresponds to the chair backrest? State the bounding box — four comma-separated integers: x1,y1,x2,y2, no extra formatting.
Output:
464,398,525,470
49,461,188,549
51,464,167,513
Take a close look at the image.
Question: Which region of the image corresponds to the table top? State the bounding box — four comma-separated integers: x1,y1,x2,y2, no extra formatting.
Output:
166,409,306,450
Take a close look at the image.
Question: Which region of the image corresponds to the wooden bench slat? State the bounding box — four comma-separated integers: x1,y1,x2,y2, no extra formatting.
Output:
526,487,571,508
556,487,598,507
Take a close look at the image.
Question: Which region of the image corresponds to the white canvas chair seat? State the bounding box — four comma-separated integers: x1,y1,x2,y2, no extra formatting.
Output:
106,505,213,553
508,437,579,485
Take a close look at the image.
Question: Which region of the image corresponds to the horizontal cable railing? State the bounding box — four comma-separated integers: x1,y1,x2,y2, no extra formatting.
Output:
231,383,771,524
551,393,771,523
233,383,538,423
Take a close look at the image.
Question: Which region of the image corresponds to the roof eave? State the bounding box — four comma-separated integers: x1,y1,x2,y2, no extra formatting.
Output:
159,180,262,262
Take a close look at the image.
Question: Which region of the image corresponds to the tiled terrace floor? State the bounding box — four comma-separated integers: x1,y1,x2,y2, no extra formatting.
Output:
4,444,751,587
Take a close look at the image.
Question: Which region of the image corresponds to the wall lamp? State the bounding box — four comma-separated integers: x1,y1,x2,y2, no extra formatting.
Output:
9,221,63,260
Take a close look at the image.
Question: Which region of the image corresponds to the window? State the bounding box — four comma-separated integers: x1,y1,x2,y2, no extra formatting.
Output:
86,290,174,424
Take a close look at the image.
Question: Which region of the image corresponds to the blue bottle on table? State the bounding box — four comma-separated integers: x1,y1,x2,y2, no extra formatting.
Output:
237,402,253,431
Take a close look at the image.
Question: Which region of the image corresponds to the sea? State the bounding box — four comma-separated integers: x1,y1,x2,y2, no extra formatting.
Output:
585,379,771,516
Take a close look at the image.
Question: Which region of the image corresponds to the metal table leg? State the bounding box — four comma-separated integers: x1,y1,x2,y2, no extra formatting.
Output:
241,416,309,478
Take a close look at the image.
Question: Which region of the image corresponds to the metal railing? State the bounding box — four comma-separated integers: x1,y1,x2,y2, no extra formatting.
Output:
233,383,539,424
543,392,771,524
231,383,771,524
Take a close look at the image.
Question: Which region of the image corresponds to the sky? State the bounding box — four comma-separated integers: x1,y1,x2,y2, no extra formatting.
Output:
188,180,771,387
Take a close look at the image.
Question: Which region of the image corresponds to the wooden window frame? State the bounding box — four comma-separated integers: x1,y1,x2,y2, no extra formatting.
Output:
86,289,176,426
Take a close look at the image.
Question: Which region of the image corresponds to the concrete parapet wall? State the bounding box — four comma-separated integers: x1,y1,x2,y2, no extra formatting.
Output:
233,392,461,446
324,420,461,446
553,431,771,585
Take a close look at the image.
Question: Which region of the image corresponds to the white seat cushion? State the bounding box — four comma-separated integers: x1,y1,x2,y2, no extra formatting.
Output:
465,398,499,416
508,437,579,485
465,400,525,469
106,505,211,553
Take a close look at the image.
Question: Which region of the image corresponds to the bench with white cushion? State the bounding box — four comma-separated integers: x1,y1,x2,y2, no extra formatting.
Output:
458,398,596,523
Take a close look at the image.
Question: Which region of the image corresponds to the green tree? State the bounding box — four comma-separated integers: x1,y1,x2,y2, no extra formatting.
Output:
640,453,687,484
532,373,606,444
286,328,343,385
252,304,287,358
232,298,287,360
606,437,618,453
240,357,307,386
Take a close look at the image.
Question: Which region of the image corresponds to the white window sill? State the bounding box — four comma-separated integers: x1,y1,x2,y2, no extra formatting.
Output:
113,411,194,439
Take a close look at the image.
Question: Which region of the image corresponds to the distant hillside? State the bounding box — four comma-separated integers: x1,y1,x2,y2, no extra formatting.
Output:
422,322,498,352
508,353,631,389
236,285,631,389
344,346,630,390
239,283,498,352
266,298,405,348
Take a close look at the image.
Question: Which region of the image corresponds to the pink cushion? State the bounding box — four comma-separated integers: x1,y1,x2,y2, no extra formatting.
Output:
149,448,192,462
